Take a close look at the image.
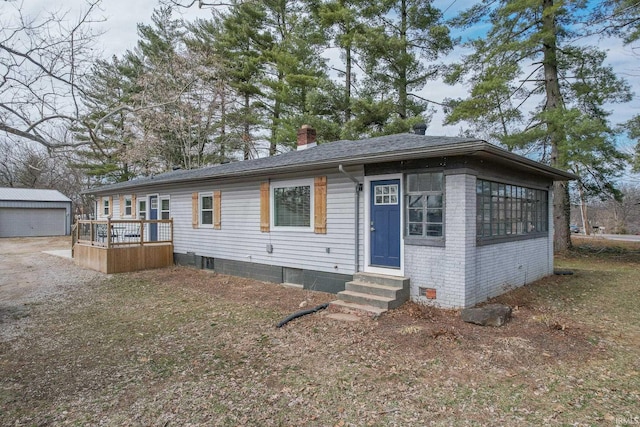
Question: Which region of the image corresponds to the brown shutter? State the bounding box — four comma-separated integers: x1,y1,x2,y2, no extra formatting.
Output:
314,176,327,234
108,196,113,217
119,195,124,218
131,194,137,217
192,192,198,228
214,191,222,230
260,182,270,232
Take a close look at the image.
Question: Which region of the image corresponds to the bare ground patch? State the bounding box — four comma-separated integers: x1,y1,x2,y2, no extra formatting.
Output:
0,239,638,425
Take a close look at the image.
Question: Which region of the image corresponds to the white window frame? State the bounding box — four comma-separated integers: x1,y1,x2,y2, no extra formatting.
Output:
124,195,132,217
103,198,110,216
271,178,314,232
159,196,171,220
138,197,147,220
199,192,214,228
405,172,445,240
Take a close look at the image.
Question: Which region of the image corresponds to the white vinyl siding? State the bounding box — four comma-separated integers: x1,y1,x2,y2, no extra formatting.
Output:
168,168,363,275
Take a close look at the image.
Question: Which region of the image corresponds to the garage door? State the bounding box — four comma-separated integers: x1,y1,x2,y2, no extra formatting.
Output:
0,208,67,237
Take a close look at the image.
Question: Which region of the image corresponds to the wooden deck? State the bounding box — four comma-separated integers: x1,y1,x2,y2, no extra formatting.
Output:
73,219,174,274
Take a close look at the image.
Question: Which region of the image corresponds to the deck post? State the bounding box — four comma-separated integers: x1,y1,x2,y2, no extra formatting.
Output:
106,217,112,249
140,219,145,246
90,220,94,245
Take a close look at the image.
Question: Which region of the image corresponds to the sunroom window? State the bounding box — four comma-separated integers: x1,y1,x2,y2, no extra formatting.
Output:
476,179,548,239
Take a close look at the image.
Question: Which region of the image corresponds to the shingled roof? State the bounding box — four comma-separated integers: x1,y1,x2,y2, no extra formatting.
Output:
87,133,575,195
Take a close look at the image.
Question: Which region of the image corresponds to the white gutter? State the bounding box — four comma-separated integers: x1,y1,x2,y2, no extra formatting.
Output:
339,165,363,273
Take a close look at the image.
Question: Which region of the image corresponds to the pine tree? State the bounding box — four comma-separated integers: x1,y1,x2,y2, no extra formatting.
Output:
308,0,365,127
73,56,140,184
353,0,453,136
187,5,267,160
445,0,632,251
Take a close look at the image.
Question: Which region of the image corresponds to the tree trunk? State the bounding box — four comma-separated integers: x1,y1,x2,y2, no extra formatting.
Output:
243,92,251,160
398,0,408,120
578,183,591,235
542,0,571,252
345,43,352,124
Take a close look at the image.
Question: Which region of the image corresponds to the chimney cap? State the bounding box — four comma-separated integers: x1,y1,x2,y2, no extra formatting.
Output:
413,122,427,135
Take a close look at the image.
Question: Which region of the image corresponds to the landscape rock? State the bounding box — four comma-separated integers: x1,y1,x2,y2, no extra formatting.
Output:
461,304,512,327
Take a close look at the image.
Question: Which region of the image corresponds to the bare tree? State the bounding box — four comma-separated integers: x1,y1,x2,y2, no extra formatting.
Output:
580,183,640,234
0,1,108,150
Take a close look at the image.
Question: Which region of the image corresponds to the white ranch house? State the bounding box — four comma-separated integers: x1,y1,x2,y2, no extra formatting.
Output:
83,126,574,310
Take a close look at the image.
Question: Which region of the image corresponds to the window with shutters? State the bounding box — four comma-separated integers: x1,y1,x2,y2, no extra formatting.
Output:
271,178,314,231
193,191,221,229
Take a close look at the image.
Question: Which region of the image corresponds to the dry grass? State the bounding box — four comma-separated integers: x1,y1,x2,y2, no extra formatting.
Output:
0,238,639,425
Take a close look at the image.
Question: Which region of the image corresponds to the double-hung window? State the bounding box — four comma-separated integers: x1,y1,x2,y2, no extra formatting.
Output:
160,197,170,219
272,179,313,230
405,172,444,239
200,193,213,226
124,196,132,216
103,198,110,216
138,199,147,220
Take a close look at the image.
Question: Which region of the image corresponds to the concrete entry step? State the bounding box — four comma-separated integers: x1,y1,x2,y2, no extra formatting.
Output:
352,272,409,288
329,300,387,317
345,280,409,300
334,272,410,312
337,290,397,309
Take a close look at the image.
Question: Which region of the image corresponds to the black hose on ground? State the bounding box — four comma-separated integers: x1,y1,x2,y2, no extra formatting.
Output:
276,303,330,328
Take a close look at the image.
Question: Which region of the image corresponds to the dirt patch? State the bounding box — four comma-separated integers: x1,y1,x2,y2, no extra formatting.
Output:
0,236,102,340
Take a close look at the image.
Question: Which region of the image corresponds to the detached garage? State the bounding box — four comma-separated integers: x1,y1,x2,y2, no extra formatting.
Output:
0,188,72,237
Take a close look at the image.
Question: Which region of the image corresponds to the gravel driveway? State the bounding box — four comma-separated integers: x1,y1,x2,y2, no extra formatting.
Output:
0,236,102,340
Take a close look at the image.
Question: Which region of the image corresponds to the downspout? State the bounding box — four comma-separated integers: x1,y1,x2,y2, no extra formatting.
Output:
339,164,363,272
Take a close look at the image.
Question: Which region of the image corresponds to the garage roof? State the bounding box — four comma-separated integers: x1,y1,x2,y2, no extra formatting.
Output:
0,187,71,203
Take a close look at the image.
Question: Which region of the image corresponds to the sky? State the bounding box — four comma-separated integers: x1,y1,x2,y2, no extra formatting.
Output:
15,0,640,142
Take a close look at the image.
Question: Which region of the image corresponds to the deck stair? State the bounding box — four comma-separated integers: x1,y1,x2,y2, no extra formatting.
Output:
331,272,410,316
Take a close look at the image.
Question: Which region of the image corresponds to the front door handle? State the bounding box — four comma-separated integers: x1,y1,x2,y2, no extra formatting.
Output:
370,226,375,232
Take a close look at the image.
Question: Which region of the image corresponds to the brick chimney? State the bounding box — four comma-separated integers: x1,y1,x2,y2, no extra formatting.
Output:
297,124,317,150
413,122,427,135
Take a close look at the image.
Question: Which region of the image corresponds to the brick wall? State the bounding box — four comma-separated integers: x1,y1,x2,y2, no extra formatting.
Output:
473,237,552,305
404,174,554,309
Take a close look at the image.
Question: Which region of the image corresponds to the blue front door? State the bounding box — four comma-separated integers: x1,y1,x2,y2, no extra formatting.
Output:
370,179,401,268
149,195,158,241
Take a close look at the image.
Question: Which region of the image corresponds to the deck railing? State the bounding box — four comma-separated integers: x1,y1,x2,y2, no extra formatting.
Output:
75,218,173,248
